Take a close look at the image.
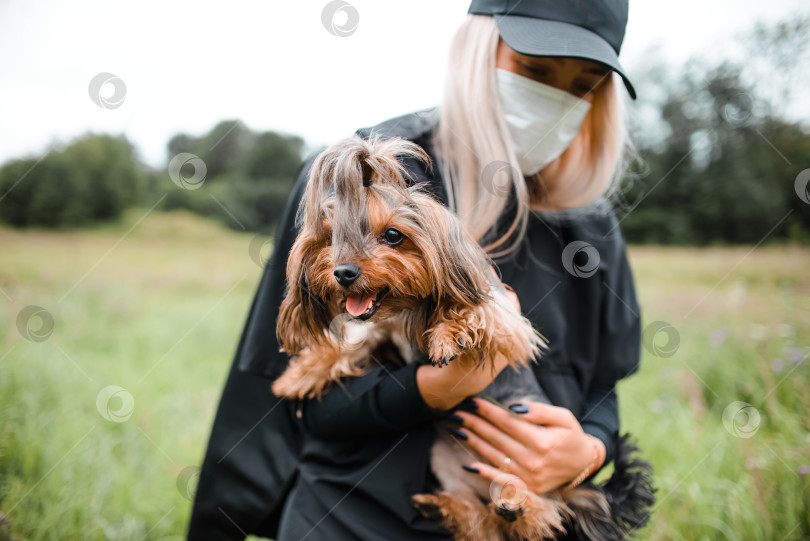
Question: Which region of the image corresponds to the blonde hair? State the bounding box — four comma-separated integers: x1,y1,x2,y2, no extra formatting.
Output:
433,15,632,257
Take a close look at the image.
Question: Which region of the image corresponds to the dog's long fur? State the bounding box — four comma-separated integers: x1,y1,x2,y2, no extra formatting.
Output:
272,135,655,540
273,135,541,401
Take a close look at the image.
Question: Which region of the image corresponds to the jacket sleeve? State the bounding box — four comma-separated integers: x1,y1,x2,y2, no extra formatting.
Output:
300,361,453,439
580,227,641,470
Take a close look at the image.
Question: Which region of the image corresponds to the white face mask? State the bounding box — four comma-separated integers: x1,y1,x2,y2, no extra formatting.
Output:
496,68,592,177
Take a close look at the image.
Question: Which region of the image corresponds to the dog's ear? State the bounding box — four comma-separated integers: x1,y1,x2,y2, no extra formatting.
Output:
412,195,491,308
276,235,331,354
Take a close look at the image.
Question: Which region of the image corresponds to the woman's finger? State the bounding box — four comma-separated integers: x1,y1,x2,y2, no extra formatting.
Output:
466,461,503,484
465,398,547,449
460,462,547,502
451,425,530,479
453,410,532,467
513,401,579,429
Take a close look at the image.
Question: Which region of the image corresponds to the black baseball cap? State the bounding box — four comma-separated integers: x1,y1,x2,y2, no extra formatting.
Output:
468,0,637,99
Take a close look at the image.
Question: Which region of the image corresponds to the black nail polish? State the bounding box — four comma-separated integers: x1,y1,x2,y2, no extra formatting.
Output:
508,403,529,414
461,465,480,474
447,414,464,424
448,428,468,440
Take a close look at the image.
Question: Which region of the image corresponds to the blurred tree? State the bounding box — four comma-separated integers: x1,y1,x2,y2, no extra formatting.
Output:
0,134,149,228
197,120,255,180
0,158,41,226
6,15,804,243
242,131,305,181
159,121,306,234
618,15,810,245
167,133,196,158
744,16,809,118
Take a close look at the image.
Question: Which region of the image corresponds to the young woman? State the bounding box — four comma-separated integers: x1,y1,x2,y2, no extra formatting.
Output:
188,1,645,540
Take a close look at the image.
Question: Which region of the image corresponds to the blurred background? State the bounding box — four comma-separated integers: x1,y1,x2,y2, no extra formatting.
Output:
0,1,808,539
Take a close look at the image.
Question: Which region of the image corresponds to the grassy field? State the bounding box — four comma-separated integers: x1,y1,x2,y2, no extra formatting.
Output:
0,209,808,540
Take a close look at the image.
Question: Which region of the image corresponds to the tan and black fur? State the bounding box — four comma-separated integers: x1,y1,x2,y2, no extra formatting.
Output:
272,135,541,402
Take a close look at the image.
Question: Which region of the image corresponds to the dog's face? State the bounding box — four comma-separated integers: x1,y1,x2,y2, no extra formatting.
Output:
311,183,438,321
277,136,490,354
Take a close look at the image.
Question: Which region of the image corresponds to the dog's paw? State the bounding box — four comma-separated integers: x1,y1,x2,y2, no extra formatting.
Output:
431,354,456,367
494,503,524,523
411,494,444,520
428,332,467,367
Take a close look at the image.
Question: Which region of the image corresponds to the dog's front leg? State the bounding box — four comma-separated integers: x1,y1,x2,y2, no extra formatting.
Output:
426,305,486,367
271,344,370,400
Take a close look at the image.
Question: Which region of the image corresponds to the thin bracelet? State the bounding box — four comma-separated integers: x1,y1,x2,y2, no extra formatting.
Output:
565,436,602,490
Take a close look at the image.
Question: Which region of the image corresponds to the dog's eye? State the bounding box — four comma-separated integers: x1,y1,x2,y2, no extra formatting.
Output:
382,228,405,246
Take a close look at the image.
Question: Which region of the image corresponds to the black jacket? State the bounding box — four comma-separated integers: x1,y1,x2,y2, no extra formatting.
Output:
187,109,642,540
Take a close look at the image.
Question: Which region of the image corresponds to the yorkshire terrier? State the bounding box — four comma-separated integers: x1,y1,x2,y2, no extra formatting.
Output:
272,135,655,540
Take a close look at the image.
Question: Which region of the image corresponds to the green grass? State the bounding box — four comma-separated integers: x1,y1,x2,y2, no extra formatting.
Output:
616,246,810,540
0,210,808,540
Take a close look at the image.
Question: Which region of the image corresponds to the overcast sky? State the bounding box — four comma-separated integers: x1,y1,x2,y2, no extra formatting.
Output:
1,0,807,169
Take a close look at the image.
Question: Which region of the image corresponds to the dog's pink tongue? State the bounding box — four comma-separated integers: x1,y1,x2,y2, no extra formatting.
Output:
346,294,375,317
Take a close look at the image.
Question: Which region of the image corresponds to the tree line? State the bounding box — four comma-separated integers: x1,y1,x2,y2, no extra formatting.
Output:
0,121,305,235
1,17,808,244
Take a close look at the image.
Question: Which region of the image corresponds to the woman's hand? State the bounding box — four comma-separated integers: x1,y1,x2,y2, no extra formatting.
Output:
452,398,606,493
416,348,512,410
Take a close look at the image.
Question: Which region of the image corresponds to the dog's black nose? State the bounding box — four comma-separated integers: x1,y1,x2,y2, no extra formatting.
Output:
334,263,361,287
